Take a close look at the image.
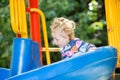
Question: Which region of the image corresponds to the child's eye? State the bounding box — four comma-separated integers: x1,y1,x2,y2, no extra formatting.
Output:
54,38,59,41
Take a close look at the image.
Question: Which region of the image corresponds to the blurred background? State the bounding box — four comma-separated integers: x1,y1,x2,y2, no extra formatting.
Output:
0,0,107,68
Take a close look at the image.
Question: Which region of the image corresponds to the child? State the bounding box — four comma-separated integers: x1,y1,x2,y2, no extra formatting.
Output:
50,17,97,59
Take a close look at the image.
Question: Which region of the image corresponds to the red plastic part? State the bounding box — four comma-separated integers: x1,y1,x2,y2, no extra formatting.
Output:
16,34,21,38
28,0,43,65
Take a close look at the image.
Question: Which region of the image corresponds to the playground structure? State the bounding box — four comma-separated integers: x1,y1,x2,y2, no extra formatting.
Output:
0,0,119,80
0,46,118,80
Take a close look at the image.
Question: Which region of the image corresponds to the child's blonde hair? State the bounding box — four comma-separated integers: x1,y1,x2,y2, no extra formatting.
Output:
50,17,76,40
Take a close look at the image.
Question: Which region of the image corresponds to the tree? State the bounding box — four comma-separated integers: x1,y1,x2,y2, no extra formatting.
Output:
0,0,107,67
39,0,107,64
0,0,15,68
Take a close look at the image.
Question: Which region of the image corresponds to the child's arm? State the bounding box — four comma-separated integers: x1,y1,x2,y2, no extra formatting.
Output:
87,44,97,51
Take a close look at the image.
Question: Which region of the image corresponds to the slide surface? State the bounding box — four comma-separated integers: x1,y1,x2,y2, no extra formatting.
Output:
5,46,117,80
0,68,9,80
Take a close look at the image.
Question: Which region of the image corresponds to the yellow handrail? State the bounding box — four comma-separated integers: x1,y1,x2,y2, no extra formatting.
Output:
42,48,60,52
30,8,51,64
10,0,28,38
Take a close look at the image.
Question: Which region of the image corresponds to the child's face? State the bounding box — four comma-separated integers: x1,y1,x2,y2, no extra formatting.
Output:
51,29,69,48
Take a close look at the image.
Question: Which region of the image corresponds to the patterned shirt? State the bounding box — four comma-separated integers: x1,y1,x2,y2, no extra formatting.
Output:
60,38,96,59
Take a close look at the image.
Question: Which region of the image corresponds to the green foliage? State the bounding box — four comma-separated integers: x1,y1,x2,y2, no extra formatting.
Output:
40,0,107,46
39,0,108,63
0,0,9,7
0,0,107,67
0,4,15,68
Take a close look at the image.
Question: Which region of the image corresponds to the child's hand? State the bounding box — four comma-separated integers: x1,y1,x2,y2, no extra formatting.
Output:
88,47,97,51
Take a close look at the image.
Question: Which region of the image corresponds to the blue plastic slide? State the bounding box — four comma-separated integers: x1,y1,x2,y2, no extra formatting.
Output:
0,68,9,80
0,38,117,80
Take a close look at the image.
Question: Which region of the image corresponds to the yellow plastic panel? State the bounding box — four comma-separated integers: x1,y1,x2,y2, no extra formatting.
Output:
105,0,120,67
10,0,28,38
